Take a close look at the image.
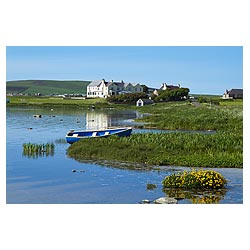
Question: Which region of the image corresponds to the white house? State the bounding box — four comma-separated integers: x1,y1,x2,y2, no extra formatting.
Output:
87,79,143,98
222,89,243,99
136,98,154,106
87,79,107,98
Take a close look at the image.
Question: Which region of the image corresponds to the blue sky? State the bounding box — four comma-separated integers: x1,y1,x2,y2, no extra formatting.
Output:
6,46,243,94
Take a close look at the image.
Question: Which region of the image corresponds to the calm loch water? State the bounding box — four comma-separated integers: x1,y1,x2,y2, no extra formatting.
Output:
6,106,243,204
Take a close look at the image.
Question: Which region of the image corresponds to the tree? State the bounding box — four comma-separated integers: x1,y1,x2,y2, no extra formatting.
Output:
107,92,148,104
153,88,190,102
141,84,149,93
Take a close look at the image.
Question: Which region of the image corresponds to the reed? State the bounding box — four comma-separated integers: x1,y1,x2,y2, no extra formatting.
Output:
23,142,55,158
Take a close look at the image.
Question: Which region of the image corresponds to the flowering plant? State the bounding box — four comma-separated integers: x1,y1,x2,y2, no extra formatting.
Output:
162,169,227,190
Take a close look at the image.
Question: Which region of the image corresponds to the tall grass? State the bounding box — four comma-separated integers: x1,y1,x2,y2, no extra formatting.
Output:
23,143,55,158
67,132,243,168
135,101,243,132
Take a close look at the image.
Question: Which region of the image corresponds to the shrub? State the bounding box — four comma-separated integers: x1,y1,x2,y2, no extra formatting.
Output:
162,169,227,190
152,88,190,102
107,92,148,104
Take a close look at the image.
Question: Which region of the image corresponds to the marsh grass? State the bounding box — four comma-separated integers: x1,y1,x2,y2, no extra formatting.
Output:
23,142,55,158
67,131,243,168
135,101,243,132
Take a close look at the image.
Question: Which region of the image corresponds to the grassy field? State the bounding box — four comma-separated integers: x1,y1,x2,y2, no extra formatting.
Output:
133,100,243,132
67,99,243,168
6,80,90,95
6,96,109,108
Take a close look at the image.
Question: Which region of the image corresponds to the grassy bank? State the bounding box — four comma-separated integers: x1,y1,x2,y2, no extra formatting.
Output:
67,131,242,168
67,99,243,168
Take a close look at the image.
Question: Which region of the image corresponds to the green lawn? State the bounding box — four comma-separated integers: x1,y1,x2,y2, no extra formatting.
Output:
6,96,108,107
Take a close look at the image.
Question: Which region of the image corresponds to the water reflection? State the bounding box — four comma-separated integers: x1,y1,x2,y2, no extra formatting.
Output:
163,188,227,204
86,111,112,130
22,150,55,159
75,159,157,172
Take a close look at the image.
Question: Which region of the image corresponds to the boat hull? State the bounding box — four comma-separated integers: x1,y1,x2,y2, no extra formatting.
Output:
65,127,132,144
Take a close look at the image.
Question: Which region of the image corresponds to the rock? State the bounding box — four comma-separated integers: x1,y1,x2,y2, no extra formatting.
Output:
146,183,157,190
141,199,151,204
154,197,178,204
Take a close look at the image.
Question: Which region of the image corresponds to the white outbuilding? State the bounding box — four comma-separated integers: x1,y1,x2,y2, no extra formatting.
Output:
136,98,154,106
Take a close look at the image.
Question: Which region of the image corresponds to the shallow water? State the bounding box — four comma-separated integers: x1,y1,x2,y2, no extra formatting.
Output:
6,106,243,204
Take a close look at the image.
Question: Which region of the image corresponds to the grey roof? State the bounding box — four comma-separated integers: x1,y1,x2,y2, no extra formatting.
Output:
107,81,139,88
89,79,142,88
228,89,243,95
123,82,130,87
88,80,103,87
160,85,179,90
114,82,125,88
105,82,113,87
137,98,154,104
106,81,124,88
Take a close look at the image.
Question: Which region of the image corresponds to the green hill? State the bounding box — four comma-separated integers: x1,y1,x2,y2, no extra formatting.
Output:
6,80,91,95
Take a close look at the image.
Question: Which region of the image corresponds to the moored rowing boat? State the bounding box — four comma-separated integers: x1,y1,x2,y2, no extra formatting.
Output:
65,127,132,144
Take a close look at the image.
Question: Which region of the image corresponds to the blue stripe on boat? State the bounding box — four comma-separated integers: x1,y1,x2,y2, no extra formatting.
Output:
65,127,132,144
